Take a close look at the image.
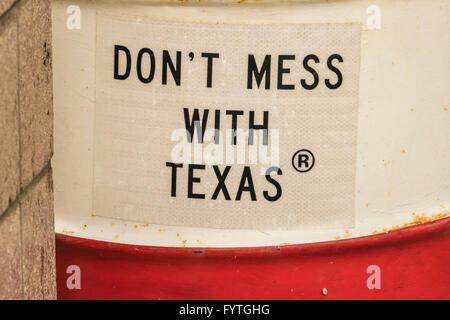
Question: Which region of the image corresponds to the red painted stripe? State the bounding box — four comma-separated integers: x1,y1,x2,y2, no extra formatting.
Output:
56,217,450,299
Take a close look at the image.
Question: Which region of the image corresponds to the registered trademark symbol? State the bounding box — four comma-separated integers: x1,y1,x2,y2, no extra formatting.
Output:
292,149,315,172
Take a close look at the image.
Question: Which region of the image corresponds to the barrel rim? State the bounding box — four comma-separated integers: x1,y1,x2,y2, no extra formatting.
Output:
55,216,450,258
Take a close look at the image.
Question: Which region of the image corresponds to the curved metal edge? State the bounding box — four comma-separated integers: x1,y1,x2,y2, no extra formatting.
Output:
55,216,450,259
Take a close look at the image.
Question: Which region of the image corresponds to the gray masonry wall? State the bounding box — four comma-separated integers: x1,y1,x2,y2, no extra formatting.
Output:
0,0,55,300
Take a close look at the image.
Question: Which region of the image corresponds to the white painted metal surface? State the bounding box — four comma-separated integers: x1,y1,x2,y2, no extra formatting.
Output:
52,0,450,247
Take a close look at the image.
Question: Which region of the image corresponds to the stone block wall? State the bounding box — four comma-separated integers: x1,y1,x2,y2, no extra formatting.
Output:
0,0,55,300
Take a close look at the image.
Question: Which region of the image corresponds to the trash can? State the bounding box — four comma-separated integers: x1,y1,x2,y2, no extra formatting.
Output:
52,0,450,299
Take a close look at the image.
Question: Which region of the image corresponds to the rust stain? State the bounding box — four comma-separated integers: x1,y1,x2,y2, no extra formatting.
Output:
158,228,166,232
371,211,449,235
182,240,187,247
336,230,352,240
61,229,75,236
176,233,180,237
82,224,87,230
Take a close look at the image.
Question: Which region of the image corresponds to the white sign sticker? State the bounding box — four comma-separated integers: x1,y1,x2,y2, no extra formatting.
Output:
94,14,361,229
